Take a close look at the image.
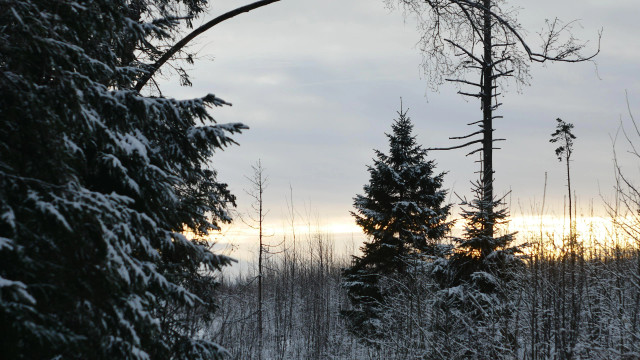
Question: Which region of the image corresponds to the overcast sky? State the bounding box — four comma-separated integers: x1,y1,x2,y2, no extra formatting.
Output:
158,0,640,262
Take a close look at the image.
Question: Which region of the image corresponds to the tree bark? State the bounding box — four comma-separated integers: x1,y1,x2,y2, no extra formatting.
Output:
481,0,494,238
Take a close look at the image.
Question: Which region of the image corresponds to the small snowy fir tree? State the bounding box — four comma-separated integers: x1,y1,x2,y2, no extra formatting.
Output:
0,0,244,358
446,185,520,289
342,106,452,340
433,178,523,358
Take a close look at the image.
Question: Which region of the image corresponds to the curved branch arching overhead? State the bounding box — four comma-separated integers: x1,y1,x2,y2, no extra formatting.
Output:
135,0,282,92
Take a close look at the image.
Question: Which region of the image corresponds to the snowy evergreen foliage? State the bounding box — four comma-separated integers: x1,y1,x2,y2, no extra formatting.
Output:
342,107,452,339
431,181,523,358
0,0,245,358
445,183,521,289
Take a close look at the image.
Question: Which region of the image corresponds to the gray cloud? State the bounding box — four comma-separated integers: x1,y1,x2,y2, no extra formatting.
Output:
157,0,639,231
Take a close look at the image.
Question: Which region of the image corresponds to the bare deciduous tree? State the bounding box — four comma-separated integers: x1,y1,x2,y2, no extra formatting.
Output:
393,0,600,238
610,95,640,244
244,160,269,360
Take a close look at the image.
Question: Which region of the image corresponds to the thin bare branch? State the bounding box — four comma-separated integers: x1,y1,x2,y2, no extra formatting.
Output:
428,139,483,151
135,0,281,91
458,91,482,98
450,130,483,140
445,39,484,64
446,78,482,87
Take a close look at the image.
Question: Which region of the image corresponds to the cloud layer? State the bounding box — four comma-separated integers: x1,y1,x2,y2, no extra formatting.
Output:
157,0,639,231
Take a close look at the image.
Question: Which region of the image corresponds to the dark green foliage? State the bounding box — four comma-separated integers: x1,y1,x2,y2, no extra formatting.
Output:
550,118,576,162
445,183,521,290
431,181,523,359
342,107,452,338
550,117,577,241
0,0,243,358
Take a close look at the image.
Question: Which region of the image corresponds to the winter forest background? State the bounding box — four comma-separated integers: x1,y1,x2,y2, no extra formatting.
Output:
2,0,640,359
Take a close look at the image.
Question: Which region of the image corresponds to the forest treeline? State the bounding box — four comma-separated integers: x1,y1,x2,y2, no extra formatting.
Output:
207,219,640,359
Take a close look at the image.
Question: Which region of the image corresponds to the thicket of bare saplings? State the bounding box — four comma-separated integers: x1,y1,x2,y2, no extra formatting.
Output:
193,218,640,359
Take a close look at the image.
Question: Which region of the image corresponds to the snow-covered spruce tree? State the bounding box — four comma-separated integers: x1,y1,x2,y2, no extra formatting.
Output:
432,180,522,359
0,0,245,358
342,107,452,340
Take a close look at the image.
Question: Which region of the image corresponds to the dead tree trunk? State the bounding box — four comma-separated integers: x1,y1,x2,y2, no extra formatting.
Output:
481,0,494,237
396,0,599,240
244,160,269,360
